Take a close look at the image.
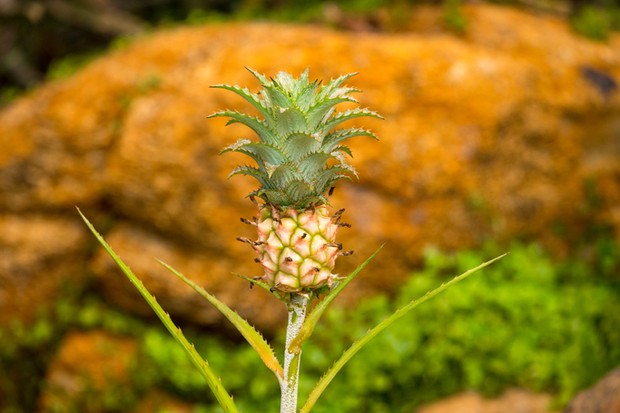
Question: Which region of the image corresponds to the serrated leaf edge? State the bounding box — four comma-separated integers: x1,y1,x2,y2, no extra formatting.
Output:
299,253,508,413
77,208,239,413
157,260,284,382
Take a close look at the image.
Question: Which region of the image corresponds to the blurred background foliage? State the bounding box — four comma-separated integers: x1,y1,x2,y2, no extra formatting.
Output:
2,239,619,412
2,0,620,105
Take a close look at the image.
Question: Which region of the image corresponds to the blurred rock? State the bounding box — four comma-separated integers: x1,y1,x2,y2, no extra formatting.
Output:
564,367,620,413
38,330,139,413
417,388,556,413
131,390,194,413
0,214,88,327
0,4,619,332
91,223,286,332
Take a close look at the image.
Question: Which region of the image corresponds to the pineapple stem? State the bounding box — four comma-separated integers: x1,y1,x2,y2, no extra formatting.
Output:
281,293,309,413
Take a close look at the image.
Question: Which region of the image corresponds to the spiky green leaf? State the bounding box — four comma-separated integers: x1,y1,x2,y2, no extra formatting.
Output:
283,180,315,204
209,110,274,143
275,107,308,136
297,152,332,178
315,166,356,194
263,84,294,109
223,141,286,166
316,73,358,101
299,253,508,413
269,163,299,187
281,132,322,161
78,209,239,413
322,128,378,153
307,97,356,129
157,260,283,380
289,245,384,354
210,84,273,126
322,108,383,132
228,165,269,186
219,138,252,156
260,188,293,206
295,80,320,111
213,69,381,209
234,273,273,294
332,145,353,158
245,67,272,87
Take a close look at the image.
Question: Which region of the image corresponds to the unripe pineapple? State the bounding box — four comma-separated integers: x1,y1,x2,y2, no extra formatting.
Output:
210,68,380,293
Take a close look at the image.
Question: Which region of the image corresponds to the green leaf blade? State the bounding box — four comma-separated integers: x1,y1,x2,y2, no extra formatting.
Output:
289,245,384,354
299,253,508,413
275,107,308,137
223,141,287,166
281,132,322,162
322,128,378,153
322,108,383,134
209,110,274,144
77,208,239,413
210,84,272,125
316,72,358,101
307,97,356,129
157,259,284,381
228,165,269,186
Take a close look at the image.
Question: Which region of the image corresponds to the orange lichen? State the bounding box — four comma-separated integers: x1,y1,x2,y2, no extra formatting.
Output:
38,331,138,412
0,4,619,318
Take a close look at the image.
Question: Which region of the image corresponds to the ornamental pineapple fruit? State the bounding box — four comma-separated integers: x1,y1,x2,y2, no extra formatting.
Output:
210,68,380,293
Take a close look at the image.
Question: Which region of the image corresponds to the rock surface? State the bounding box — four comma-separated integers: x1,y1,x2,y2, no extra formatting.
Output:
38,330,139,412
91,223,285,331
417,388,556,413
0,214,88,327
130,390,194,413
564,367,620,413
1,0,619,339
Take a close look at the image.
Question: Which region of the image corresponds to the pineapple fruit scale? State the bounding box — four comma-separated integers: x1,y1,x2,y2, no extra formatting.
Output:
210,68,381,293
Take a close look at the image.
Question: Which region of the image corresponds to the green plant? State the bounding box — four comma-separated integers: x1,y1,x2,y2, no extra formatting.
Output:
122,241,620,412
46,52,101,81
443,0,468,34
78,68,503,413
572,6,612,41
306,242,620,410
17,240,612,412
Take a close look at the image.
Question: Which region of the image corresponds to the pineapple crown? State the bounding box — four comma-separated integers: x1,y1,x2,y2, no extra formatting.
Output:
210,68,381,210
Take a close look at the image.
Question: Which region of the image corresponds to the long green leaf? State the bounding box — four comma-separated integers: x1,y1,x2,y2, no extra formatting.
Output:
306,97,355,128
321,128,378,153
321,108,383,133
208,110,274,143
77,208,239,413
157,259,284,381
223,141,287,166
316,72,358,101
288,245,384,354
300,253,508,413
210,84,273,127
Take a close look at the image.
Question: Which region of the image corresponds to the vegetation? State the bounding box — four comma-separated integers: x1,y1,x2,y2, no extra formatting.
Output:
3,0,620,107
1,240,618,412
571,5,620,41
1,2,619,411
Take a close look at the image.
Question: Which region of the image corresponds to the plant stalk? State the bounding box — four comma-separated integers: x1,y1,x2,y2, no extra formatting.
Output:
280,293,309,413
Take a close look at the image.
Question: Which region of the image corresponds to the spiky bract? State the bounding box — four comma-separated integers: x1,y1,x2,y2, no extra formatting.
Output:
253,206,340,292
210,68,381,210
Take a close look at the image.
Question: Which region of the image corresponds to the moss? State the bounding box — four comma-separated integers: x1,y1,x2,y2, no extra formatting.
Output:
572,6,612,41
443,0,469,34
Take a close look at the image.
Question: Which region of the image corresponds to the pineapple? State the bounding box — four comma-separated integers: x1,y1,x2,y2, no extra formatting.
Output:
210,68,380,294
